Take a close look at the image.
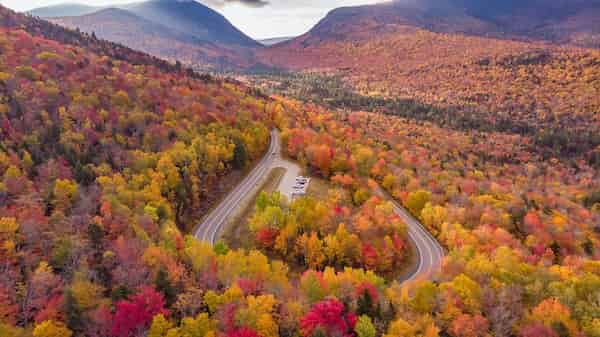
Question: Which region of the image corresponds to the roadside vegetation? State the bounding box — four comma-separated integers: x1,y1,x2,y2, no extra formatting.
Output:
222,167,286,250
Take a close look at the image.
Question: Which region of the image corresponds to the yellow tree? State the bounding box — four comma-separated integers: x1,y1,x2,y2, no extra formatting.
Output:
69,274,104,310
385,315,439,337
256,314,279,337
420,203,447,236
355,315,376,337
440,274,482,314
175,313,215,337
148,314,173,337
52,179,78,211
33,320,72,337
299,232,326,269
406,190,431,217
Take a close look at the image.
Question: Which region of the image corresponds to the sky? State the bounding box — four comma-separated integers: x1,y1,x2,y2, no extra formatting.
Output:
2,0,387,39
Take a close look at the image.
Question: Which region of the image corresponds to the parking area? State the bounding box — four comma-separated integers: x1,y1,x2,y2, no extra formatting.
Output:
274,158,302,200
290,176,310,199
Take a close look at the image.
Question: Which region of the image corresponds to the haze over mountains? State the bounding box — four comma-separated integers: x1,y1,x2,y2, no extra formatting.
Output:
282,0,600,48
29,0,600,72
28,3,100,17
123,0,258,48
31,0,261,70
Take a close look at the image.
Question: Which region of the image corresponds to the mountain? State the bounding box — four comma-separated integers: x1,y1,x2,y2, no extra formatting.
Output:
52,7,257,70
0,5,286,335
289,1,498,46
27,3,100,17
124,0,259,48
278,0,600,49
30,0,262,70
52,7,194,43
448,0,600,46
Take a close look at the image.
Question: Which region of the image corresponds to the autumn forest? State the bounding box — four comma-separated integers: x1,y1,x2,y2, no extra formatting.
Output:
0,1,599,337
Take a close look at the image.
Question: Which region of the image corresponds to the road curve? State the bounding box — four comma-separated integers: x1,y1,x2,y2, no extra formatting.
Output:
194,129,280,244
385,190,445,282
193,129,444,282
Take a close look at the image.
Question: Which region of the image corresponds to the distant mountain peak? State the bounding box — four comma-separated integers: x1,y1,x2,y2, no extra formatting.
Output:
126,0,259,47
28,3,101,17
291,0,600,49
29,0,259,48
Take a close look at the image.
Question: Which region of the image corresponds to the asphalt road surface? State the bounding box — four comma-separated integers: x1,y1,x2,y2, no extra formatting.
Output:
194,129,444,281
386,189,445,282
194,129,280,243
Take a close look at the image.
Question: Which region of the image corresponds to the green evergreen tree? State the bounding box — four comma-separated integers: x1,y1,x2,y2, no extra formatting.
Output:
155,267,176,306
357,288,374,317
64,289,82,333
111,285,131,302
232,138,248,169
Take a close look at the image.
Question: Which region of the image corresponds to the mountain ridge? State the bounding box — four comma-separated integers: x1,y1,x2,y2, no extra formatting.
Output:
51,7,260,71
283,0,600,48
123,0,259,48
33,0,264,70
30,0,259,48
28,3,100,17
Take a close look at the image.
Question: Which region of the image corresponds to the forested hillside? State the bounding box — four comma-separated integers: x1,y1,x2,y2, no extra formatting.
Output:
278,99,600,337
260,27,600,164
1,6,199,77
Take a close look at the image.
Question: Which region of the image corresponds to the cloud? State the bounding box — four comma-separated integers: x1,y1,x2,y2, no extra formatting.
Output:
204,0,269,7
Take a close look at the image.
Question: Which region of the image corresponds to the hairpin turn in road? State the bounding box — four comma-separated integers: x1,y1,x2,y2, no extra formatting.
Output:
193,129,444,282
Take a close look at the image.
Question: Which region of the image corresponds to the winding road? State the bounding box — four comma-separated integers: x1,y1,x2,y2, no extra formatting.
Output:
194,129,281,244
194,129,444,282
386,190,445,282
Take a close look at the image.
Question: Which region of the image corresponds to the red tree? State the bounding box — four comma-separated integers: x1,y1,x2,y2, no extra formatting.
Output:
449,314,489,337
362,244,378,270
256,228,279,249
300,299,357,337
111,286,168,337
356,282,379,304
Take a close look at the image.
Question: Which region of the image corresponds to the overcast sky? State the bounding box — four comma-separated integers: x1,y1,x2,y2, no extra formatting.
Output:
2,0,387,39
